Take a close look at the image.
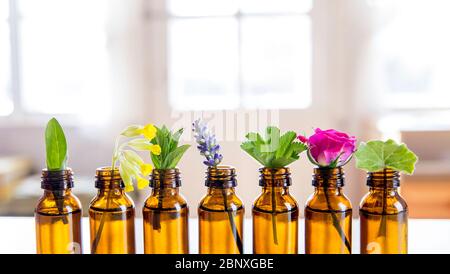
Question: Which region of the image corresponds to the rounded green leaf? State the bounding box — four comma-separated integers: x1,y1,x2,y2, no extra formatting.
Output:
354,139,418,174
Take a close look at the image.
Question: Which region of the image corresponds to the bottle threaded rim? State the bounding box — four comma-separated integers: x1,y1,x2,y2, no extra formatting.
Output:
259,167,292,187
150,168,181,188
366,168,400,188
312,167,345,187
95,166,124,189
41,168,74,190
205,165,237,188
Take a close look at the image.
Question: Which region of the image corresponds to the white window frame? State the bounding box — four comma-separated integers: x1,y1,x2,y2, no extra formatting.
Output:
165,1,313,111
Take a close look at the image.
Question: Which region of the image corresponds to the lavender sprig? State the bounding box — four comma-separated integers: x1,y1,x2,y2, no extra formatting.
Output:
192,119,223,167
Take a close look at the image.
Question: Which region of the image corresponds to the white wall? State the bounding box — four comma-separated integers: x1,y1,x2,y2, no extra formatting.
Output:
0,0,386,216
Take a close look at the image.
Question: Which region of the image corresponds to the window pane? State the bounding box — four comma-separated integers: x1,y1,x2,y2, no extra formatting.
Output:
240,0,312,14
0,0,13,116
19,0,109,114
241,16,311,109
375,0,450,108
168,18,239,110
168,0,238,17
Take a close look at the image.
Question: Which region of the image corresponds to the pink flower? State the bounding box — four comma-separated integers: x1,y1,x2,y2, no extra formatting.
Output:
307,128,356,167
297,135,308,143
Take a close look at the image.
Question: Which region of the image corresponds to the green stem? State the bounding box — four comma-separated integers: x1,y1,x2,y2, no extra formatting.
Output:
222,188,243,254
91,140,118,254
152,172,164,231
377,170,388,237
323,183,351,253
53,190,68,224
271,184,278,245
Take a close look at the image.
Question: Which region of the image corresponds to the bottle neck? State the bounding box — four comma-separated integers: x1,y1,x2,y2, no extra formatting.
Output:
366,168,400,189
261,186,289,195
41,168,74,190
95,166,124,190
152,187,180,196
44,188,72,197
205,165,237,188
312,167,345,188
150,168,181,188
207,187,236,196
259,167,292,187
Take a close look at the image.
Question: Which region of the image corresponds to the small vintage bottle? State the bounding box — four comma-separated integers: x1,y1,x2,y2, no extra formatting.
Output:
305,167,352,254
89,167,136,254
253,167,299,254
198,166,244,254
143,168,189,254
359,168,408,254
35,168,83,254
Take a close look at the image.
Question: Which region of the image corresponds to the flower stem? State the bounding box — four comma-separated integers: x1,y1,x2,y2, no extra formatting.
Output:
152,172,164,231
91,138,119,254
271,185,279,245
221,188,243,254
323,183,351,253
377,170,388,237
53,190,68,224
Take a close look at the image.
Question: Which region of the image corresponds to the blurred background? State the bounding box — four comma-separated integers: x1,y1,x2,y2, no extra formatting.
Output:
1,0,449,219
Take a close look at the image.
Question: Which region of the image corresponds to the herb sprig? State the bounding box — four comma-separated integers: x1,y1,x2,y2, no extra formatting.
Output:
149,125,190,170
241,126,307,168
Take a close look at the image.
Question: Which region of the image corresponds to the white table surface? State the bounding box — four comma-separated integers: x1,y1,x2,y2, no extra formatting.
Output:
1,217,449,254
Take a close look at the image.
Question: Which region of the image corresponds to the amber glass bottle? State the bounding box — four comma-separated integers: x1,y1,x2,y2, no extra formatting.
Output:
89,167,135,254
199,166,244,254
360,168,408,254
35,168,82,254
253,167,298,254
305,167,352,254
143,168,189,254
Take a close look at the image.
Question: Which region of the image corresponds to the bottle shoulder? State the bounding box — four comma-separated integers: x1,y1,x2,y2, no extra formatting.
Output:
198,191,244,212
305,189,352,212
253,191,298,213
89,190,135,212
35,191,82,215
359,190,408,214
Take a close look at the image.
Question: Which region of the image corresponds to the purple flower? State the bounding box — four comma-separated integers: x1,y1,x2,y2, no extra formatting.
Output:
307,128,356,167
192,119,223,167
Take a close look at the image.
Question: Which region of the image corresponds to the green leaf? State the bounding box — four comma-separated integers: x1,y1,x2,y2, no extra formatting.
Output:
162,144,191,169
45,118,68,171
246,132,264,145
149,126,190,170
151,153,161,169
354,139,418,174
241,126,307,168
276,131,297,158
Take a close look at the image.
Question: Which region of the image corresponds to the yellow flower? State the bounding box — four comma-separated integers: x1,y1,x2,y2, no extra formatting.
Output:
140,124,157,140
150,144,161,155
124,183,134,192
140,163,153,176
137,177,149,189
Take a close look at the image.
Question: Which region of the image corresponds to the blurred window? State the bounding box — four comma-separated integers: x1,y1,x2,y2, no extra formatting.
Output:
375,0,450,109
0,0,108,117
0,0,13,115
167,0,312,110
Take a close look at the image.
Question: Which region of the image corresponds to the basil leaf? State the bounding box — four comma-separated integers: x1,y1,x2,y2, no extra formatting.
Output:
45,118,68,171
162,144,191,169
